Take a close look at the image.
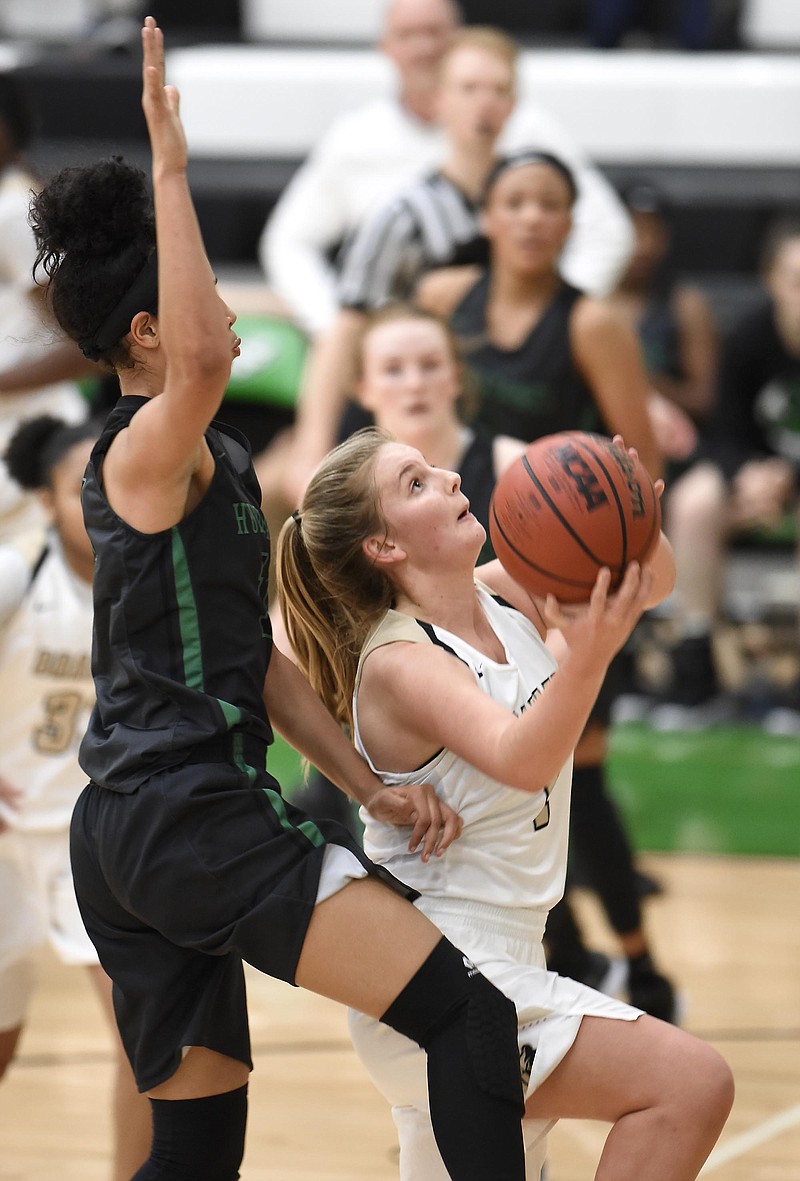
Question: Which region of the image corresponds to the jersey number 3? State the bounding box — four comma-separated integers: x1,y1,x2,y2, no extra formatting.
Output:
533,787,551,831
34,691,84,755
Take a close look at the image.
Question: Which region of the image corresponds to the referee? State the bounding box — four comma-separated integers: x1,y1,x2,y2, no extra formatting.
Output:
288,26,518,500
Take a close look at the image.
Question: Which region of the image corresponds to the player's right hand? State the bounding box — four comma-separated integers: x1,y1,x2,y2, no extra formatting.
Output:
141,16,188,174
543,560,654,670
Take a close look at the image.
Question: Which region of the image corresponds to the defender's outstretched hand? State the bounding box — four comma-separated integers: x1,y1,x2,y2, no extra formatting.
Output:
141,16,188,173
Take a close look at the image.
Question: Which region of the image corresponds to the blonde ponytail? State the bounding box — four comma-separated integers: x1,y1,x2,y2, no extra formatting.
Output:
276,429,394,729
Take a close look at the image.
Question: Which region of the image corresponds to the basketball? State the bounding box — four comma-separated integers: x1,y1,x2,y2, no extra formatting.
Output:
489,432,661,603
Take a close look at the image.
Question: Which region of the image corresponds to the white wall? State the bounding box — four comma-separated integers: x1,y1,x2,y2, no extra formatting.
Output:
0,0,137,38
166,46,800,165
242,0,384,42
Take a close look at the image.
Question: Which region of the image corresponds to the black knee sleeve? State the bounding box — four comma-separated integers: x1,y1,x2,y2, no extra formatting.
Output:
131,1085,248,1181
381,938,525,1180
381,936,523,1110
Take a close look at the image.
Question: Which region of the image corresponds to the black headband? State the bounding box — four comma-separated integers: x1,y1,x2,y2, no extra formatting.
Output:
482,150,578,206
78,251,159,361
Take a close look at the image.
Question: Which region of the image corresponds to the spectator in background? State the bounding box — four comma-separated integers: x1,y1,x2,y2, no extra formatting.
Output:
611,181,718,428
607,179,719,474
602,179,717,729
260,0,633,339
0,73,89,542
656,216,800,732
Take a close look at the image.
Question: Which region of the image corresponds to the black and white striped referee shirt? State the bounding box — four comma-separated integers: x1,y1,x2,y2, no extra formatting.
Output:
336,170,486,312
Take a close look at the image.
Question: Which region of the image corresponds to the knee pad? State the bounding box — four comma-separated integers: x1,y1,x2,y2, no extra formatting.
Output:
381,937,523,1111
133,1085,248,1180
463,967,523,1109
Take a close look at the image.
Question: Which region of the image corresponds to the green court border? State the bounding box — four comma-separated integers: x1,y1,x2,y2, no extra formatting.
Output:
607,723,800,857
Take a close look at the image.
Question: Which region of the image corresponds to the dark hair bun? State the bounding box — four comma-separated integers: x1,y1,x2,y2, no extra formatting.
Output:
31,156,154,274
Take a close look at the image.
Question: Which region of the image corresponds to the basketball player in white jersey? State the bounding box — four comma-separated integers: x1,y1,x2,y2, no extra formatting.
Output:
277,427,734,1180
0,415,151,1181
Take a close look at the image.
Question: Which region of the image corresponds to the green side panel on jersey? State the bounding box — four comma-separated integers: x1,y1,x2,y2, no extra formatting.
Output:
170,528,204,690
607,723,800,857
263,785,326,847
232,730,258,785
218,698,243,730
223,313,308,409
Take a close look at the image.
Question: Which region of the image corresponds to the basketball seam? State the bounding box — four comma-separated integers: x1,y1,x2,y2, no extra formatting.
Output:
489,498,605,590
521,452,617,569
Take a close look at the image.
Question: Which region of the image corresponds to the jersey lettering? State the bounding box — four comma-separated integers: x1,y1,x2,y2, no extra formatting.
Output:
34,649,92,680
233,501,267,536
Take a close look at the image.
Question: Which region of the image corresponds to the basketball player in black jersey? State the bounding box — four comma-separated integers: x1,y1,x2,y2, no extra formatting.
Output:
30,19,530,1181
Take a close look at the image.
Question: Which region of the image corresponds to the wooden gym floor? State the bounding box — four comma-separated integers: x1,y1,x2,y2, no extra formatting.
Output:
1,853,798,1180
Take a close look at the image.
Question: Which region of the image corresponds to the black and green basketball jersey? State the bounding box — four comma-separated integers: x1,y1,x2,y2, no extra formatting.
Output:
451,274,605,444
79,395,273,792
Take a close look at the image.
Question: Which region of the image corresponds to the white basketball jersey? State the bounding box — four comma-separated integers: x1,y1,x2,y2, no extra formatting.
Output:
353,585,572,912
0,536,93,831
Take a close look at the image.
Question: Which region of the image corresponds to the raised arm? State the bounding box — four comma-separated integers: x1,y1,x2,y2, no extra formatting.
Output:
102,18,239,525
